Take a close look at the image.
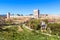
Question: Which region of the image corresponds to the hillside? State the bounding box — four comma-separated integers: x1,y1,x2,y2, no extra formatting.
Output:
0,25,60,40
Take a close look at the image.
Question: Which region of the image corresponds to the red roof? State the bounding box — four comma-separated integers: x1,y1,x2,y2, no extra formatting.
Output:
48,20,55,22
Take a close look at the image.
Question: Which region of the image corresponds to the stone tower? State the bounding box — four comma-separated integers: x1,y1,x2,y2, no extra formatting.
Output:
34,9,39,19
7,12,10,19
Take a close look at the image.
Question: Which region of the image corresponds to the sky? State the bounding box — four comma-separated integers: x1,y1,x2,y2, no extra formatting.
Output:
0,0,60,15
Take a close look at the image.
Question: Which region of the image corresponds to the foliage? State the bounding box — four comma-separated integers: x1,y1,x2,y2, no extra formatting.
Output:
25,19,41,30
0,26,60,40
5,19,13,24
17,14,20,16
42,19,48,24
47,23,60,36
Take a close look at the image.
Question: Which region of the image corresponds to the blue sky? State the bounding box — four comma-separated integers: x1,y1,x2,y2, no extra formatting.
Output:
0,0,60,15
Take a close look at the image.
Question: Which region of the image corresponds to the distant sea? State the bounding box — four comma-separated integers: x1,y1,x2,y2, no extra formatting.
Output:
0,14,6,17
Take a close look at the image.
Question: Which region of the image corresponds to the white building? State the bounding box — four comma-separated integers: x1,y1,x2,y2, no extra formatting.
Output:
7,9,40,19
7,12,10,19
33,9,40,19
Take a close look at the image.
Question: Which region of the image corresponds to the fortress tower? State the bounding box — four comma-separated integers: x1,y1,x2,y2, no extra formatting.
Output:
34,9,40,19
7,12,10,19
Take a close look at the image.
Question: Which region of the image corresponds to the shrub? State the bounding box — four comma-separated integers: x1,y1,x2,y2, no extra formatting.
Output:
47,23,60,36
25,19,41,30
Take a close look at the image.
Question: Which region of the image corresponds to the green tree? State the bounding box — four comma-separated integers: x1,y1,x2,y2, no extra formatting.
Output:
47,23,60,36
43,19,48,24
25,19,41,30
17,14,20,16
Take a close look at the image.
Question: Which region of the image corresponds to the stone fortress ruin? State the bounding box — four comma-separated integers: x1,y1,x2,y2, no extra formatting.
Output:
6,9,60,23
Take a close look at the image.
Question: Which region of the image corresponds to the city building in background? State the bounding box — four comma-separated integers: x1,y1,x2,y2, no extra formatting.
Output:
6,9,60,24
7,9,40,19
6,9,40,23
34,9,39,19
7,12,10,19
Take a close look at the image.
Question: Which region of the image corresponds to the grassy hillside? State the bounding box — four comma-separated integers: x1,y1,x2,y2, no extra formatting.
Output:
0,25,60,40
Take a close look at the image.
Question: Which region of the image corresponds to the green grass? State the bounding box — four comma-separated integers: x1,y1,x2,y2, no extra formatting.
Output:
0,25,60,40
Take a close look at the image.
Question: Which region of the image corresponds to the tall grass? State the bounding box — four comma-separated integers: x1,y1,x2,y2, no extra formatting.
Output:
0,25,60,40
